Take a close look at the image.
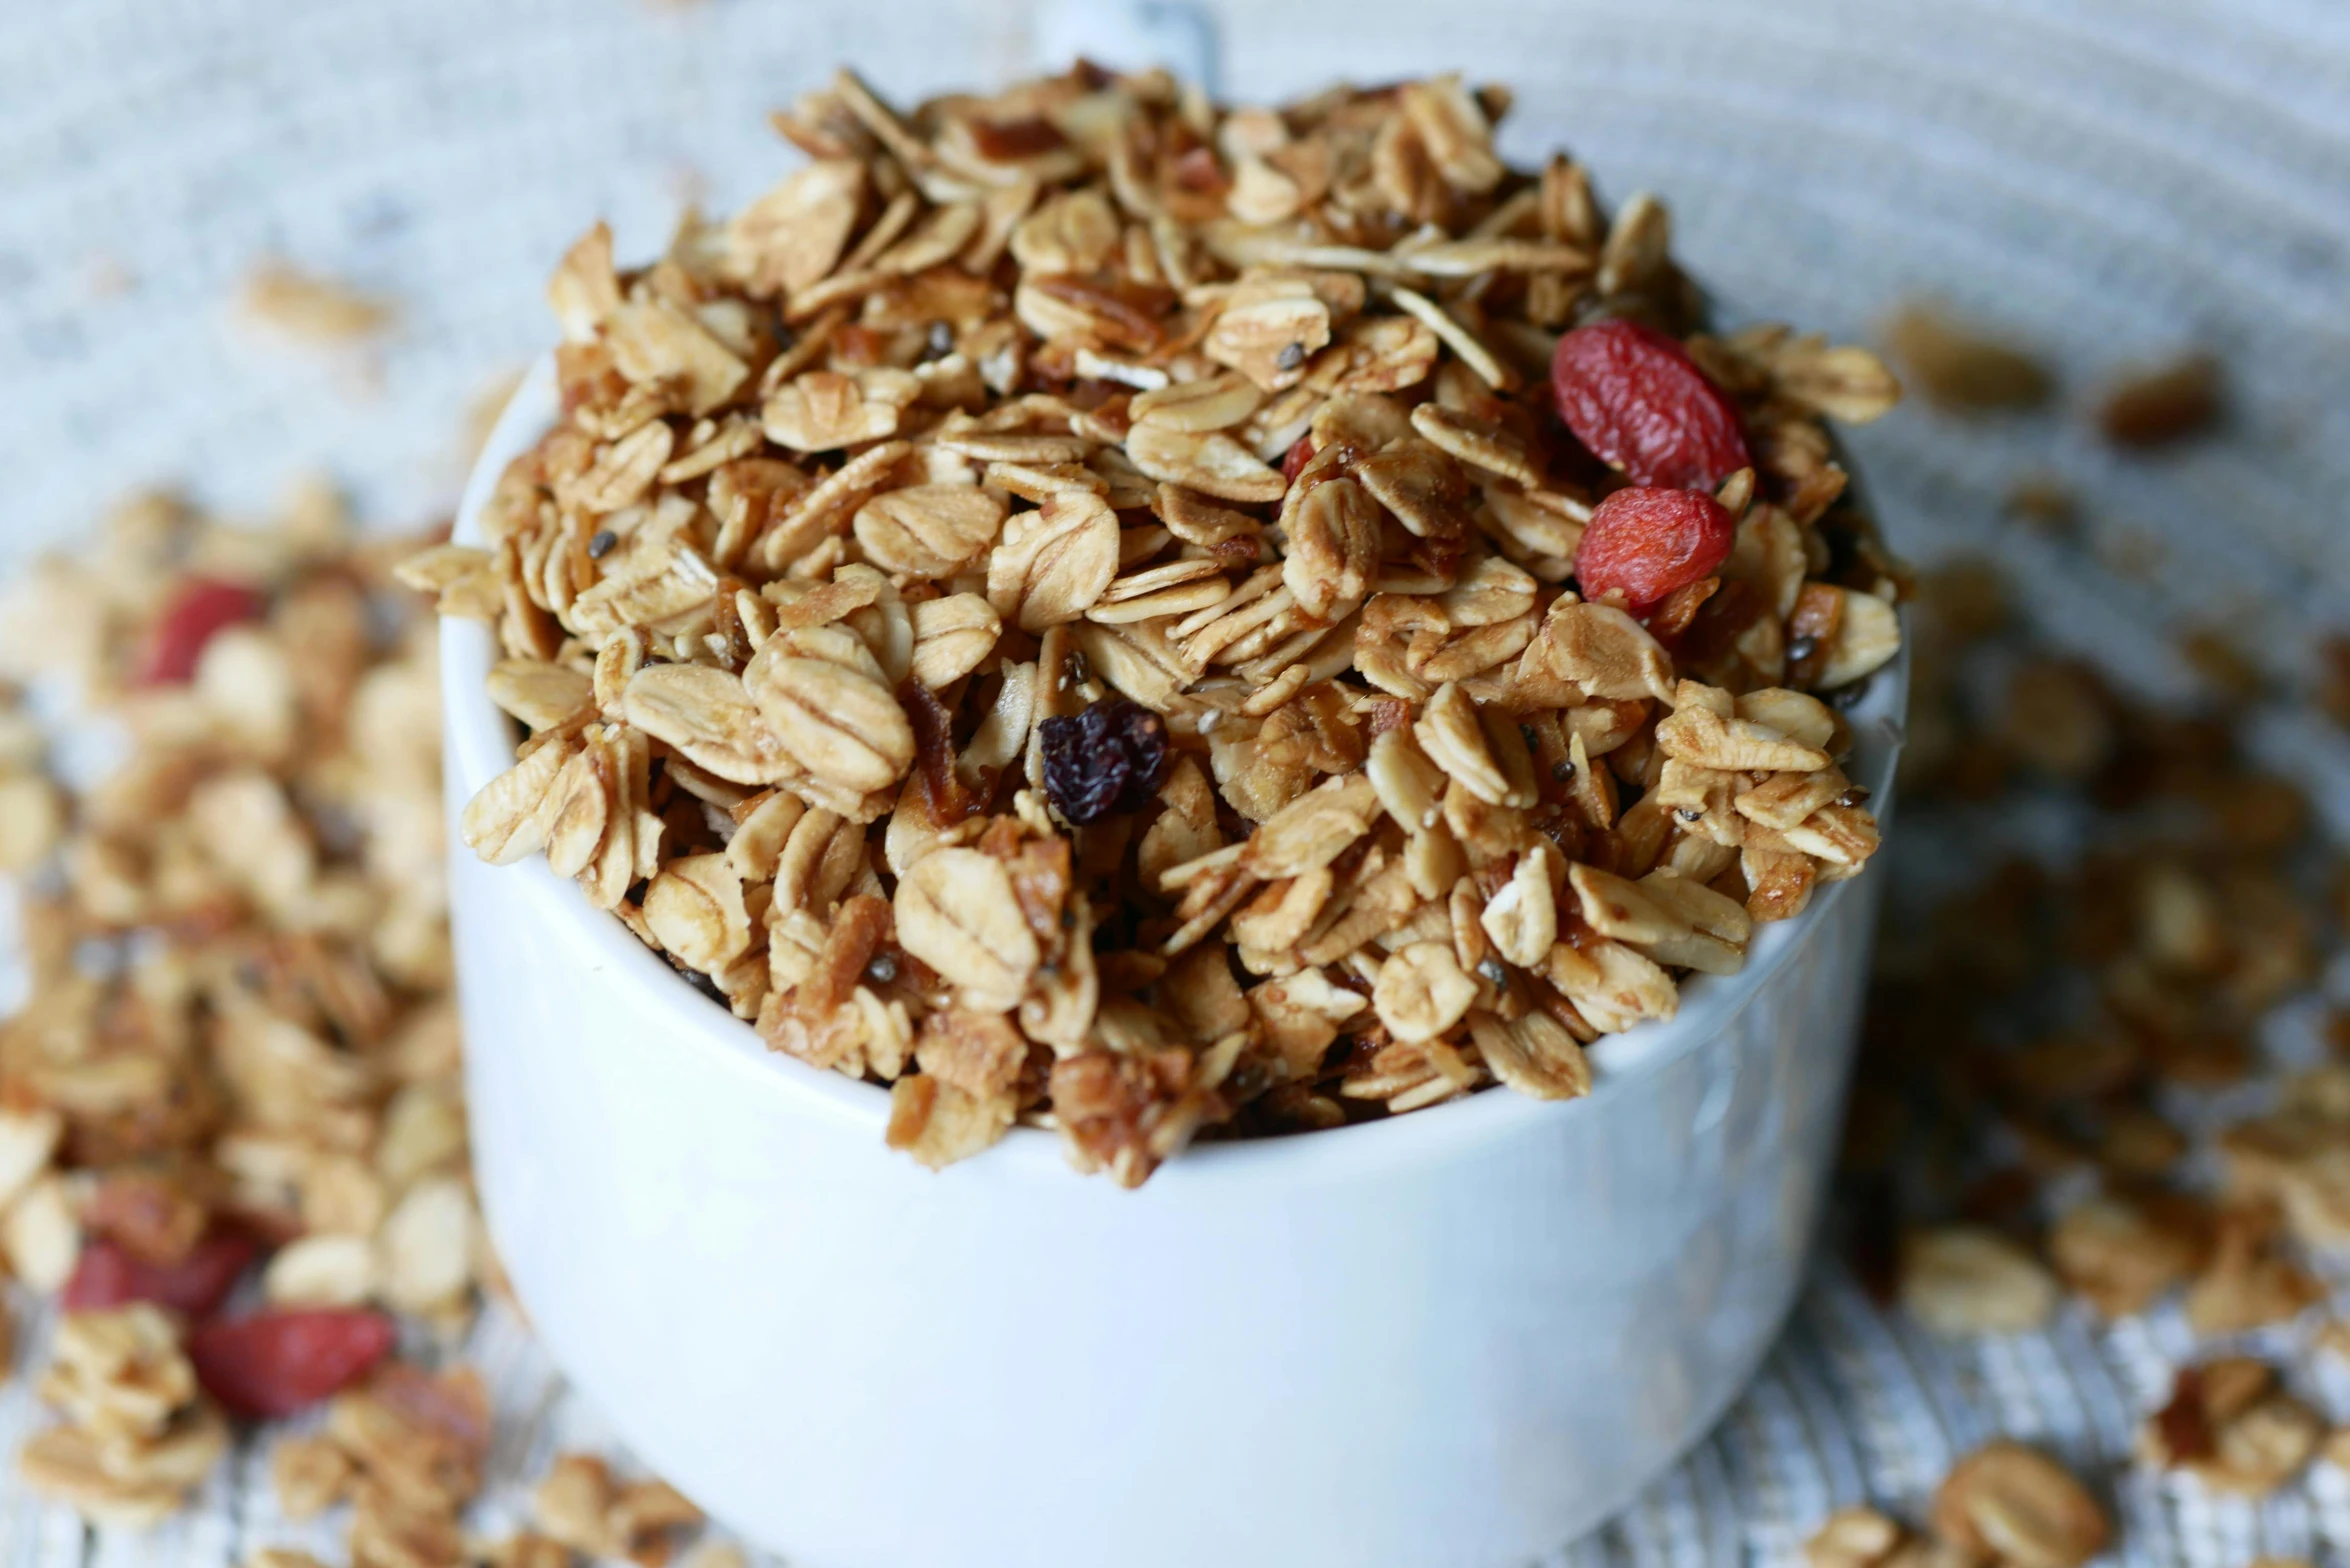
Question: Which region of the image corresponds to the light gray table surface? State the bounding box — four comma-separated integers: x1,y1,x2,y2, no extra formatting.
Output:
6,3,2350,1564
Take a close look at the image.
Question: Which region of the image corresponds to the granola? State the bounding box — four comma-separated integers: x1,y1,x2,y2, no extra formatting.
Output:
1803,1443,2109,1568
20,1305,228,1526
1840,544,2350,1535
2137,1357,2323,1496
422,63,1903,1184
0,482,507,1540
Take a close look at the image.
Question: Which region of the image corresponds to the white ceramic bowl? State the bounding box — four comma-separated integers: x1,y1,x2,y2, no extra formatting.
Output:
444,361,1906,1568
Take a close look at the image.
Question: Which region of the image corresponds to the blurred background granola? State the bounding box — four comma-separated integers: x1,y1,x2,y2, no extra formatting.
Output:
8,0,2350,1564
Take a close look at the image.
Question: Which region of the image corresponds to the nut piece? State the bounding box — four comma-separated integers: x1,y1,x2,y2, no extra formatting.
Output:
893,847,1040,1012
1931,1442,2108,1568
1656,690,1831,773
886,1075,1016,1170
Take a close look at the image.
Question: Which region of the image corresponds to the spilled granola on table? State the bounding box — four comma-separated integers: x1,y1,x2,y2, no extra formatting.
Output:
1813,553,2350,1540
412,63,1907,1186
0,482,486,1524
0,485,715,1555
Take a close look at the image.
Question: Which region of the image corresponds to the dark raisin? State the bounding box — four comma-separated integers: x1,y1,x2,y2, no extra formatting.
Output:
1039,697,1170,825
921,320,955,362
1276,341,1305,371
588,529,618,559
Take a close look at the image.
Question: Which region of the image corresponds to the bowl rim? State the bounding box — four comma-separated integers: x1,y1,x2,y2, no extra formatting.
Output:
442,356,1908,1183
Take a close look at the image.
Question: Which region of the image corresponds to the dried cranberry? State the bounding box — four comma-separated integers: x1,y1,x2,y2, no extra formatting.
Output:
1551,320,1750,491
140,577,267,685
187,1308,397,1419
1573,486,1735,612
63,1227,261,1318
1039,698,1170,825
1281,436,1316,484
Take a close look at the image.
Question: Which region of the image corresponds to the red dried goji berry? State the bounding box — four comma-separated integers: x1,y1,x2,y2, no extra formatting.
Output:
1573,486,1736,612
62,1227,262,1317
140,577,267,685
1281,435,1316,484
1551,320,1750,491
187,1309,397,1419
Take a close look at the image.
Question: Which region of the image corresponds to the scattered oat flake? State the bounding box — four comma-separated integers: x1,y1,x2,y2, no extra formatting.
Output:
240,261,398,342
1881,301,2051,412
2097,353,2221,449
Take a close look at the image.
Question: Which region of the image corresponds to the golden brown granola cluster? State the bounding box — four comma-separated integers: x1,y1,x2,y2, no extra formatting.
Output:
411,63,1907,1184
1809,1441,2109,1568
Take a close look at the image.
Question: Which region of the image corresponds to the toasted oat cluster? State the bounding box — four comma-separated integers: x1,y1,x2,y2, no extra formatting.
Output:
409,63,1907,1185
